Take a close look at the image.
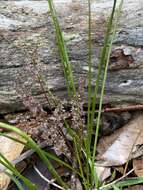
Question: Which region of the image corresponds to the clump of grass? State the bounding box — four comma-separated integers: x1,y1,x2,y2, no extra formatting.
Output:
1,0,139,190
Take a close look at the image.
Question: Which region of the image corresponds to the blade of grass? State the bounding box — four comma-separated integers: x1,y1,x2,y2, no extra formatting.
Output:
91,0,124,188
47,0,76,96
92,0,118,162
99,168,134,190
6,172,25,190
64,120,79,140
87,0,120,159
73,138,88,190
0,122,69,190
86,0,94,187
86,0,93,156
64,121,90,186
92,0,124,164
115,177,143,189
0,153,38,190
44,151,81,176
64,120,90,188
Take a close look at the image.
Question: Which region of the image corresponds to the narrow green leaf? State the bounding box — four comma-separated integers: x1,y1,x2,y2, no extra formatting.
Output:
44,151,81,176
116,177,143,188
6,172,25,190
0,153,38,190
47,0,76,96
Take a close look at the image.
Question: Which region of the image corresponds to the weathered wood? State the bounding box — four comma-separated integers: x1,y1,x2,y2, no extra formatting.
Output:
0,0,143,114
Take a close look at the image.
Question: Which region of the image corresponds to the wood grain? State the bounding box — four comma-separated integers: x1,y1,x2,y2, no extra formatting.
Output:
0,0,143,114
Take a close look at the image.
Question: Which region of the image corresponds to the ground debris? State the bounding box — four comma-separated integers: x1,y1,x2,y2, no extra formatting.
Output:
96,112,143,166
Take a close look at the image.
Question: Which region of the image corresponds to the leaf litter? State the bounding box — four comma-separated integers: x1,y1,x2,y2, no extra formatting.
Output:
96,112,143,166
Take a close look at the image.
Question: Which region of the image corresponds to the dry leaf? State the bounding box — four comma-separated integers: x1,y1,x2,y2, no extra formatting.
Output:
97,112,143,166
0,132,25,190
95,166,111,181
133,159,143,177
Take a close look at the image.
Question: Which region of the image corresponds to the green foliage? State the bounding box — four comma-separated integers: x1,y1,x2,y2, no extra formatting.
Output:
100,177,143,190
47,0,76,96
0,152,38,190
115,177,143,189
7,174,25,190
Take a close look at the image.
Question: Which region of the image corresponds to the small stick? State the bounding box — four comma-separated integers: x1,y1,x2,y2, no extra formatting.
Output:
97,168,135,190
33,165,64,190
104,105,143,113
83,104,143,115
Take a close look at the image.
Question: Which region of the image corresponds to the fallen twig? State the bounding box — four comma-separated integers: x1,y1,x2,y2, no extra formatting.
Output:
97,168,134,190
33,165,64,190
104,105,143,113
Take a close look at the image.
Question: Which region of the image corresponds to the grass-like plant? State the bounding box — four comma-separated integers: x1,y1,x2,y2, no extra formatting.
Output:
1,0,142,190
47,0,76,96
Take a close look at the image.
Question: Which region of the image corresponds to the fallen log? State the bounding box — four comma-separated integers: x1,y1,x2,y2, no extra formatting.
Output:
0,0,143,114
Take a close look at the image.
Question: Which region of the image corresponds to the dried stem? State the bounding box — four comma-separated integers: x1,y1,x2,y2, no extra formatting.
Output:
104,105,143,113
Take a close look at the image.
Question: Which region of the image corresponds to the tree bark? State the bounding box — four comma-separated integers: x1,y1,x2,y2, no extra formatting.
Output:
0,0,143,114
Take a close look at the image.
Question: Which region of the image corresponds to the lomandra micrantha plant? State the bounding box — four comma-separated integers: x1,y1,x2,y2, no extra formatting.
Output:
1,1,141,190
